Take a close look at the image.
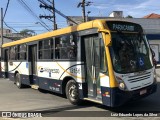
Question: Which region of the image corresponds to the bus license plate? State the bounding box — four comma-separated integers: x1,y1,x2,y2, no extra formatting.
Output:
140,89,147,95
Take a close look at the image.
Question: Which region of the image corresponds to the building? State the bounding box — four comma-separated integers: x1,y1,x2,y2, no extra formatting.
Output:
0,28,32,41
143,13,160,19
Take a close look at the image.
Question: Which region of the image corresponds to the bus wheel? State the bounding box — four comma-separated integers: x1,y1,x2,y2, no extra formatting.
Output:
66,80,82,105
15,73,23,89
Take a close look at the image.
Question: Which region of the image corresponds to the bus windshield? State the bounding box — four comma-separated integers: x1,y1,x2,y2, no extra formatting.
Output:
110,32,153,73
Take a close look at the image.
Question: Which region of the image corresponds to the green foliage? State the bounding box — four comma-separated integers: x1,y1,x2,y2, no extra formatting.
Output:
126,15,133,18
19,29,35,36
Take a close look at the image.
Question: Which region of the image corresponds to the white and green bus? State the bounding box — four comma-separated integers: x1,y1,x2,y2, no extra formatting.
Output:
0,19,157,107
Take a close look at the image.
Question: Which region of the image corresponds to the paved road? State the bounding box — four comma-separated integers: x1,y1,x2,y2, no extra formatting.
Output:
0,69,160,120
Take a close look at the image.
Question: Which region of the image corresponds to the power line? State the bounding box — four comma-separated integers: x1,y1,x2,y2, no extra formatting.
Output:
77,0,93,22
17,0,50,31
39,0,57,30
3,0,19,33
38,0,78,25
4,21,19,33
3,0,11,19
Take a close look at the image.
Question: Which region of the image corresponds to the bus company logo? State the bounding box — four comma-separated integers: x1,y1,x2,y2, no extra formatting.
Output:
38,67,60,74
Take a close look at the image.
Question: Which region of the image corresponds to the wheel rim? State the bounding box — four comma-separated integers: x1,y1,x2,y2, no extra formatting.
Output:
69,84,78,100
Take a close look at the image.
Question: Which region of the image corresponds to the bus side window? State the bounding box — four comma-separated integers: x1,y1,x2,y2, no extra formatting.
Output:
54,34,77,60
9,46,16,60
38,41,43,59
55,37,61,59
38,38,54,60
19,44,27,60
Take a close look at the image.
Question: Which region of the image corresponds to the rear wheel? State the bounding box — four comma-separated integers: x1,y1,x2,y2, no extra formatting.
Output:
66,80,82,105
15,73,23,89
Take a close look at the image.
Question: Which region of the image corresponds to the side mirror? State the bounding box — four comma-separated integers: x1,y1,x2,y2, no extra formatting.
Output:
150,48,157,67
98,29,111,46
151,49,155,58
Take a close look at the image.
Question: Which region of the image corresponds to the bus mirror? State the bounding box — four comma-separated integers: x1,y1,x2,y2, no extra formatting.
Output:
105,34,111,46
98,29,109,33
98,29,111,46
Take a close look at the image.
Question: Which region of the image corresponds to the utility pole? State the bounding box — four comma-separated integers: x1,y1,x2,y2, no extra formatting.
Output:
1,8,3,49
82,0,86,22
86,11,91,21
52,0,57,30
39,0,57,30
77,0,92,22
39,0,78,27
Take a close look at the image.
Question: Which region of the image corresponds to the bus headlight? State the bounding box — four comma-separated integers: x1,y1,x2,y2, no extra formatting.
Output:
115,76,126,90
118,81,126,90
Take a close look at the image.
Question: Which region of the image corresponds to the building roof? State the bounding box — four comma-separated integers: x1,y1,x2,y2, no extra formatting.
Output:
143,13,160,18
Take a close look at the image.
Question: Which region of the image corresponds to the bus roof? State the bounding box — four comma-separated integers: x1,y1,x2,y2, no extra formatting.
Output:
2,19,141,48
2,19,107,48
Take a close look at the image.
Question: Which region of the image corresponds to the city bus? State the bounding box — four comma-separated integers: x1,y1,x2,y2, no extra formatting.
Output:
0,19,157,107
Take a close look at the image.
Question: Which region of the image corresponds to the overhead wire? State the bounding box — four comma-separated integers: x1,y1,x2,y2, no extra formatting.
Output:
4,21,19,33
3,0,11,19
3,0,20,33
17,0,51,31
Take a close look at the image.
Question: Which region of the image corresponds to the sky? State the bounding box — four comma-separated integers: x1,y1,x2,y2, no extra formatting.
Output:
1,0,160,34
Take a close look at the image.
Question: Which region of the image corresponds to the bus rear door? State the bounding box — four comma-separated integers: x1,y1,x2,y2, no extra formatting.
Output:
29,45,38,87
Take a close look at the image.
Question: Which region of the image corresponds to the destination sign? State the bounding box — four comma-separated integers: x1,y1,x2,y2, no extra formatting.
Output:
112,24,134,31
106,21,142,32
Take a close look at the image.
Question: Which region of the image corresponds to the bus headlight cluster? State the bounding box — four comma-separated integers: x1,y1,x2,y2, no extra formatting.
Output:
118,81,126,90
116,76,126,90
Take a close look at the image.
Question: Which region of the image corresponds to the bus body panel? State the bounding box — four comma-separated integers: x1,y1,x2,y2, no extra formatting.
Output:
0,19,157,107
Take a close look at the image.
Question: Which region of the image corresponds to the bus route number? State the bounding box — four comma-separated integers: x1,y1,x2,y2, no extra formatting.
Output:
70,68,80,74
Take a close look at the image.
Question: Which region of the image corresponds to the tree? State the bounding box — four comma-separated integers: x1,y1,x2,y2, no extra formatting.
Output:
126,15,133,18
19,29,35,36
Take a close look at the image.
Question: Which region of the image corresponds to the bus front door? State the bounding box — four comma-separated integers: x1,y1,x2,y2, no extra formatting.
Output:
29,45,38,85
84,34,102,99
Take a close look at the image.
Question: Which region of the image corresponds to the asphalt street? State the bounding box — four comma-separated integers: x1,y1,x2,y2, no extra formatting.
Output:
0,68,159,120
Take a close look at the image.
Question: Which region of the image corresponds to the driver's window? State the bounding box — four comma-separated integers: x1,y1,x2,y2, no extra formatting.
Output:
99,34,108,73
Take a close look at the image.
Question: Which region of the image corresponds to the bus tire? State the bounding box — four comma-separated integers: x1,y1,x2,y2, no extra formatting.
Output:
66,80,82,105
15,73,23,89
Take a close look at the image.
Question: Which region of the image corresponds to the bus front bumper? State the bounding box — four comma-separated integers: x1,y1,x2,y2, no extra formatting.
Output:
109,83,157,107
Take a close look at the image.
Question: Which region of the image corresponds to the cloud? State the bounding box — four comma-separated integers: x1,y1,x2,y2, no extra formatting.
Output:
89,0,160,17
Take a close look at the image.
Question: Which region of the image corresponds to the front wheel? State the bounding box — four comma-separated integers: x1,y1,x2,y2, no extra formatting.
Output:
66,80,82,105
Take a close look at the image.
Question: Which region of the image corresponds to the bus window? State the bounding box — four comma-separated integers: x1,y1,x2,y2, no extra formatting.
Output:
110,32,152,73
100,37,107,73
55,37,61,59
55,34,77,60
38,38,54,60
18,44,27,60
9,46,16,60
